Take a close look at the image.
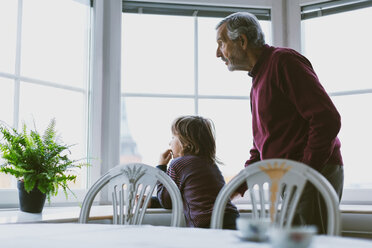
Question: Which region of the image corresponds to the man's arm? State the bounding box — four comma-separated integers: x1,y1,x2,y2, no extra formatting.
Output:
232,143,261,198
245,142,261,167
279,53,341,170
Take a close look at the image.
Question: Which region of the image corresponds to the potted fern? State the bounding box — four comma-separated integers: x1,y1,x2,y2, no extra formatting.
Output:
0,118,88,213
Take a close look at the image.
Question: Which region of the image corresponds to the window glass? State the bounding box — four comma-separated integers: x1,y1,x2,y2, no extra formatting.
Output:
0,0,90,196
18,83,87,189
0,78,15,190
0,0,17,74
198,99,252,182
0,174,13,189
0,77,14,189
198,17,272,96
302,7,372,92
122,11,271,182
302,7,372,189
332,94,372,188
122,14,194,94
21,0,90,88
0,78,14,126
121,97,194,165
198,17,250,96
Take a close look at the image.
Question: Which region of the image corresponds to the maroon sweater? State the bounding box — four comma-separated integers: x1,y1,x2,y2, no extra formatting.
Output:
157,155,239,228
246,45,343,171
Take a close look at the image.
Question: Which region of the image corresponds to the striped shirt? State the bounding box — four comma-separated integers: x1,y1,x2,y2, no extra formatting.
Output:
157,155,239,228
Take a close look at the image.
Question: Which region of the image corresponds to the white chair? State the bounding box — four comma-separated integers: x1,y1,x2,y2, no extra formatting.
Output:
79,163,184,227
210,159,341,235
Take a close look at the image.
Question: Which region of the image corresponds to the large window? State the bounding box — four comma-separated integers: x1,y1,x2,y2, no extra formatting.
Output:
4,0,371,209
121,4,271,182
302,2,372,189
0,0,91,204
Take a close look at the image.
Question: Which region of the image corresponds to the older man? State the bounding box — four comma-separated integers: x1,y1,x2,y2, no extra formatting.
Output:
216,12,344,234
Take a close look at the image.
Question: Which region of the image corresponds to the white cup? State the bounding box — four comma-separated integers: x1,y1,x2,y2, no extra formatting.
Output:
268,226,317,248
236,217,271,242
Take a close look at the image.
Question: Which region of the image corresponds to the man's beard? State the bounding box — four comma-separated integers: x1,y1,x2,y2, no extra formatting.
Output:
227,47,246,71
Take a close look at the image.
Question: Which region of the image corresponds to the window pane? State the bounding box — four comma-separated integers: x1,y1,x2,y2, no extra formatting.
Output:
302,7,372,92
332,94,372,189
0,174,13,189
0,78,14,125
199,99,252,181
302,7,372,190
0,78,15,189
121,97,194,165
122,13,194,94
121,11,270,182
21,0,90,88
198,17,272,96
0,0,17,74
18,83,87,188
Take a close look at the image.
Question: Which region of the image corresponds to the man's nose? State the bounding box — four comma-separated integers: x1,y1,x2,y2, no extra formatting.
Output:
216,48,221,58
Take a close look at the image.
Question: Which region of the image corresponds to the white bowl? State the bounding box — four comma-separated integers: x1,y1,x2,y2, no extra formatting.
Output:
268,226,317,248
236,217,271,242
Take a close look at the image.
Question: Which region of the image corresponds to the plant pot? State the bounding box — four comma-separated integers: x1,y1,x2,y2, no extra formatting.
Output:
17,180,46,213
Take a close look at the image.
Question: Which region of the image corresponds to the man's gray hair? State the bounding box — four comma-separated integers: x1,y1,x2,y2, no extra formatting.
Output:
216,12,265,48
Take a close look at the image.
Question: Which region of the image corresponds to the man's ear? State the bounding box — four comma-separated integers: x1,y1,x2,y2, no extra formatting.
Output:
239,34,248,49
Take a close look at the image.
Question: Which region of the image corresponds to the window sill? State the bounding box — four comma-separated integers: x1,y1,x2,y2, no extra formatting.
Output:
236,204,372,214
0,205,171,224
1,204,372,224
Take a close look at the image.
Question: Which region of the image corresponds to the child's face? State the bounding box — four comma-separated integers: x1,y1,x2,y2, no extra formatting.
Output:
169,134,183,158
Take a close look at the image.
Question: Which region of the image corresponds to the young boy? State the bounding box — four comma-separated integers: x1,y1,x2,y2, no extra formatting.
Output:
155,115,239,229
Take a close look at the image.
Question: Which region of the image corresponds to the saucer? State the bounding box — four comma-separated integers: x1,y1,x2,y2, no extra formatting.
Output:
235,233,268,243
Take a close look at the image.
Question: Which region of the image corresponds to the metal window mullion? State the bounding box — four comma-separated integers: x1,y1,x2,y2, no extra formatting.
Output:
122,93,194,98
0,72,87,94
302,0,372,13
193,13,199,115
0,72,17,80
122,92,251,100
122,1,271,20
84,5,94,190
301,0,372,20
329,88,372,97
13,0,23,131
18,76,86,93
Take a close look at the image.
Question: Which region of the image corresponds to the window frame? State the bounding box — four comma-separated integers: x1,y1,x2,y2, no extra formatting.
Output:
101,0,372,206
300,0,372,204
0,0,92,208
120,5,272,183
2,0,371,208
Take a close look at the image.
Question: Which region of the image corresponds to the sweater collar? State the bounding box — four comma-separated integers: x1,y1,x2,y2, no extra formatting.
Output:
248,44,271,78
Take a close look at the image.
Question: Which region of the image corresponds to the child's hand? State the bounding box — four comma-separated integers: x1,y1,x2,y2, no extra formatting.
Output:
159,149,173,165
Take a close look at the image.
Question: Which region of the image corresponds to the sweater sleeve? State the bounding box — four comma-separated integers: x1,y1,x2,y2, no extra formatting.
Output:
278,52,341,170
235,143,261,196
244,142,261,167
156,162,181,209
149,165,168,208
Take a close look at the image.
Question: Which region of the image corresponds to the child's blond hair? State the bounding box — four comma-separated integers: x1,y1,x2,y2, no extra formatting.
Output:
171,115,220,164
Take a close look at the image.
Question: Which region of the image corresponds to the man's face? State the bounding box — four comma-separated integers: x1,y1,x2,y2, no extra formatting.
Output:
216,23,246,71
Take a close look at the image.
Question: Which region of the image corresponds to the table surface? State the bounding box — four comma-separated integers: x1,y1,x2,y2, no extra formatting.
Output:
1,223,372,248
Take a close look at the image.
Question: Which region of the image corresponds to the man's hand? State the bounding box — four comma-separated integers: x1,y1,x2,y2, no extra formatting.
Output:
230,191,242,201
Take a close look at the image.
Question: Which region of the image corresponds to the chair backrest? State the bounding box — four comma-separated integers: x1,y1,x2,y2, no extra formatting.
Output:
79,163,184,227
210,159,341,235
